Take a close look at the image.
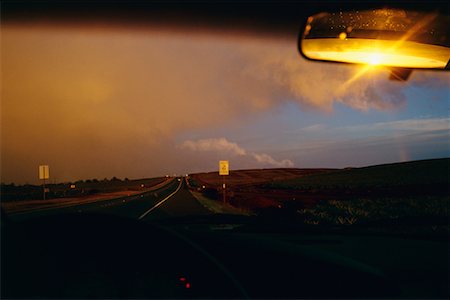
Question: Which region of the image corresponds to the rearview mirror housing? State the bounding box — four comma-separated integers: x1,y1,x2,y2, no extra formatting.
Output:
299,8,450,79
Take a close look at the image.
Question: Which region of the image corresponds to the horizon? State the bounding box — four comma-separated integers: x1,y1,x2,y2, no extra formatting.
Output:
2,157,448,186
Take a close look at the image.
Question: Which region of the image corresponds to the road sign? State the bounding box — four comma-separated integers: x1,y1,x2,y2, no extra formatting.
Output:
39,165,49,179
219,160,229,175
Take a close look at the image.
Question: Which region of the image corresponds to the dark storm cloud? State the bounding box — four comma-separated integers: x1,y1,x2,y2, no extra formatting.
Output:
1,26,447,183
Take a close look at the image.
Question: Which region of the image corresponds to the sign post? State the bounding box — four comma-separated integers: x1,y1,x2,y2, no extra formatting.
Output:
219,160,229,204
39,165,50,200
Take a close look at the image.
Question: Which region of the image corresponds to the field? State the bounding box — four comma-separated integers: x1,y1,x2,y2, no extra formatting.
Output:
189,158,449,233
268,158,449,190
189,168,335,208
189,168,335,188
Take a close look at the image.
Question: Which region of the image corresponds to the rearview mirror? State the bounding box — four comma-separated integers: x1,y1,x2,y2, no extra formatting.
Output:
299,8,450,79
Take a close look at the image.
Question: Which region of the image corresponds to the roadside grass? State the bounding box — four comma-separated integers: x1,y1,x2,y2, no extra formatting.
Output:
191,168,334,189
298,196,449,226
189,190,253,216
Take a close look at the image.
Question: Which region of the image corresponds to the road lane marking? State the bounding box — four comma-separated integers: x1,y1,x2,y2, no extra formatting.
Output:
9,179,176,216
138,179,183,220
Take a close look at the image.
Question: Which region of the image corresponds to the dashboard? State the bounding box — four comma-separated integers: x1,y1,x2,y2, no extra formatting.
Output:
1,213,412,299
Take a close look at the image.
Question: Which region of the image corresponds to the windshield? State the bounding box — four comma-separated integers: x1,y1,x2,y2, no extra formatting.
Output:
1,1,449,299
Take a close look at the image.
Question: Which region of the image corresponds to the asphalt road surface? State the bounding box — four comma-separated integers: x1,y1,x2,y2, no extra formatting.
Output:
6,178,211,223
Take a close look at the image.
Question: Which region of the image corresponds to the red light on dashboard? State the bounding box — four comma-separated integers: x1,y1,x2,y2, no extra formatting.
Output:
179,276,191,289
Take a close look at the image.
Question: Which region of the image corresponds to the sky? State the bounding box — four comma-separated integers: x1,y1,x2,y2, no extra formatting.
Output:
1,25,449,184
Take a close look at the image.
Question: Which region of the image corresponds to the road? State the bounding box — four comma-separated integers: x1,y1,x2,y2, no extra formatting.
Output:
6,178,211,222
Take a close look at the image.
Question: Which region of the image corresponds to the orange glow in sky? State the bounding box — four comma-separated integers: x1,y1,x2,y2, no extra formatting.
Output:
1,25,448,184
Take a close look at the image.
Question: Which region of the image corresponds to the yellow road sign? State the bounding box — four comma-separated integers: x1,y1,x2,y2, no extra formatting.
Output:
219,160,229,175
39,165,49,180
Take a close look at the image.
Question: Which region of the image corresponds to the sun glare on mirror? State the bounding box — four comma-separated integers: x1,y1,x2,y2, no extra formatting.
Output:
302,39,450,69
368,53,382,65
301,9,450,70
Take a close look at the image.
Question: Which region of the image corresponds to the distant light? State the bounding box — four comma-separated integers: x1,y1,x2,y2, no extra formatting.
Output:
141,184,145,187
202,185,206,189
179,277,186,282
70,184,76,189
338,32,347,40
185,283,191,289
304,24,312,35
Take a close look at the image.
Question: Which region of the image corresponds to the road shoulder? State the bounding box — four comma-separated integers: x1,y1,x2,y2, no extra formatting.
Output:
188,190,252,216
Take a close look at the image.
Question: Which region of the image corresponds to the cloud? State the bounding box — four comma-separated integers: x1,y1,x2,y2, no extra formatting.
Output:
2,25,448,183
343,117,450,133
179,138,246,156
238,45,412,112
301,124,326,132
282,129,449,168
373,118,450,131
178,138,294,168
251,153,294,168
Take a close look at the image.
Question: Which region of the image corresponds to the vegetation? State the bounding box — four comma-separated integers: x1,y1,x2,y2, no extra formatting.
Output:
298,197,449,226
266,158,449,190
201,187,219,200
187,177,200,188
258,158,450,233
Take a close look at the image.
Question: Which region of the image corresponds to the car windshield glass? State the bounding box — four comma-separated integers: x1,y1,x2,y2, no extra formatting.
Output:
2,3,449,235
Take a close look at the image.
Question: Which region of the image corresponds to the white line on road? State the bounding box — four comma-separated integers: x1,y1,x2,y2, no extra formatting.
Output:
138,179,183,220
9,179,176,216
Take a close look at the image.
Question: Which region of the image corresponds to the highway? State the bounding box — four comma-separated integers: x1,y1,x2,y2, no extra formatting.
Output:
6,178,211,223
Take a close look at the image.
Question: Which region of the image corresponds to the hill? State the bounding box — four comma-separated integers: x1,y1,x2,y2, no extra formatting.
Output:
189,168,335,189
267,158,449,190
188,159,449,227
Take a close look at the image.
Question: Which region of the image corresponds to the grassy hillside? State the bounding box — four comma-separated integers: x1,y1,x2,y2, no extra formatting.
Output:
258,159,449,230
190,168,335,189
267,158,449,190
